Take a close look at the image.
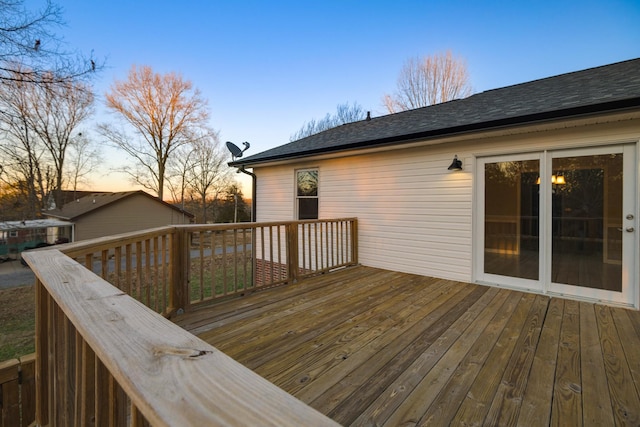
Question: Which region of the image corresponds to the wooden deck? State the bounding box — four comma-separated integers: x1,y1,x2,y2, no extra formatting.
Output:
174,266,640,426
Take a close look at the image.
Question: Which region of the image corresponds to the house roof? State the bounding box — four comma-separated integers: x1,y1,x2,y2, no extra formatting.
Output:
0,219,73,231
230,58,640,167
44,190,194,220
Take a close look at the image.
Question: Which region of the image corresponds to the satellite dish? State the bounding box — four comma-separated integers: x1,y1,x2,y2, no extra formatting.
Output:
226,141,243,158
226,141,250,160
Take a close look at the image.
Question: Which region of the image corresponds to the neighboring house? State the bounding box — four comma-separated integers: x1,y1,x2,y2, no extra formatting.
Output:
44,190,194,241
230,58,640,309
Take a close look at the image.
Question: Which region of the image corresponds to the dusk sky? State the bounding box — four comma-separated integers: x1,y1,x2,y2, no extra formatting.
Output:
53,0,640,191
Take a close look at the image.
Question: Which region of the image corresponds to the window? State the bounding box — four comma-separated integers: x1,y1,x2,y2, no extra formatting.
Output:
296,169,318,220
9,231,18,238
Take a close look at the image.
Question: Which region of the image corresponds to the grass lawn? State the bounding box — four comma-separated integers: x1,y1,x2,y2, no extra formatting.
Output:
189,256,254,302
0,252,254,362
0,285,35,362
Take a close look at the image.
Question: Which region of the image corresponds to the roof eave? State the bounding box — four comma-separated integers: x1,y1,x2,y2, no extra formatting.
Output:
230,98,640,168
42,211,72,221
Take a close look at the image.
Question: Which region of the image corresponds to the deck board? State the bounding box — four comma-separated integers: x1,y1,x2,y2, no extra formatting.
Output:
580,302,615,427
551,299,582,426
595,305,640,425
173,266,640,426
517,298,563,427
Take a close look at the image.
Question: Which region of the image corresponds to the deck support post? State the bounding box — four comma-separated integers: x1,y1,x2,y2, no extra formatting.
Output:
287,222,299,284
169,227,189,315
35,279,49,426
351,219,358,265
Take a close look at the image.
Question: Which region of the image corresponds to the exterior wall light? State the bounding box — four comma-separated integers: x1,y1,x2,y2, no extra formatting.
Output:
448,155,463,171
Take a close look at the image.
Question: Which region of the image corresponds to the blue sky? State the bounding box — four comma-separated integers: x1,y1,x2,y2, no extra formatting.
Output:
53,0,640,191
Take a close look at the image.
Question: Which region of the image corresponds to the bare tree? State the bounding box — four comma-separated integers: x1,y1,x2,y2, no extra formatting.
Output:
290,101,366,141
0,72,47,217
65,132,102,195
0,179,36,220
217,183,250,223
166,130,232,223
383,51,472,113
166,145,194,210
184,130,232,223
0,0,101,85
99,65,210,200
22,74,94,207
0,68,94,211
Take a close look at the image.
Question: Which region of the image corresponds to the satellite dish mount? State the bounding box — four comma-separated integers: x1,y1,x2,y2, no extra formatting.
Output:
226,141,250,160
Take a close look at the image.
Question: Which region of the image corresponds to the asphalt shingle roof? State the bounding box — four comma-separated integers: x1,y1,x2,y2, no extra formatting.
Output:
231,58,640,167
45,191,194,220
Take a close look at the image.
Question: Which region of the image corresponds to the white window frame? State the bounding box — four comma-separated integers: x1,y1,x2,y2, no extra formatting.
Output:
295,168,319,220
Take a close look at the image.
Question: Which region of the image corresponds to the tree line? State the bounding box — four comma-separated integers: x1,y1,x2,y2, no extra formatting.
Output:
291,50,472,140
0,0,473,224
0,0,240,223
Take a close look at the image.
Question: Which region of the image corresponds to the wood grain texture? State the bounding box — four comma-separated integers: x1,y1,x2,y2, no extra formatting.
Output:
19,354,36,426
451,293,538,425
180,266,640,426
415,289,517,426
23,249,338,427
484,295,549,426
21,249,640,426
517,298,563,427
0,359,20,427
579,303,614,427
378,287,503,427
551,299,582,427
595,304,640,425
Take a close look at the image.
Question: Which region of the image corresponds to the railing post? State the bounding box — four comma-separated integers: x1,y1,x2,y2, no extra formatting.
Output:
287,222,299,283
0,359,20,425
20,353,36,426
35,279,49,426
169,227,189,315
351,219,358,265
251,226,257,289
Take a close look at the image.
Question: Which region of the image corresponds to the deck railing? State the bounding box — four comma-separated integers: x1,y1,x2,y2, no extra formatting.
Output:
18,218,356,426
56,219,357,316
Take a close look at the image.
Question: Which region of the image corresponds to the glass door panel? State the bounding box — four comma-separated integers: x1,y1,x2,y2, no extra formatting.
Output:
551,153,623,291
484,159,540,281
478,145,636,306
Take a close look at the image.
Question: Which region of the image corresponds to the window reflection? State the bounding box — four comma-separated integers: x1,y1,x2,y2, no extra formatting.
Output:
551,154,622,290
484,160,540,280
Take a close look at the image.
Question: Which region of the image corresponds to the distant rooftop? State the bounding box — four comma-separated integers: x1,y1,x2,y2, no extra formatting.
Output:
45,190,194,220
0,219,72,231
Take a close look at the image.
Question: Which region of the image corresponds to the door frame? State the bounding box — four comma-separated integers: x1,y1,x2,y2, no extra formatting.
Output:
474,143,639,308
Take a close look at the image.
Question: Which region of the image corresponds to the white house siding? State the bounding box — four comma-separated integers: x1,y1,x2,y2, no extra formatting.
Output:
255,147,473,282
255,165,295,222
254,118,640,284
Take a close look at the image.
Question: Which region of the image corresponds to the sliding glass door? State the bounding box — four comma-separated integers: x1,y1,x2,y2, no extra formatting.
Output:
478,154,542,291
547,146,636,304
477,145,637,305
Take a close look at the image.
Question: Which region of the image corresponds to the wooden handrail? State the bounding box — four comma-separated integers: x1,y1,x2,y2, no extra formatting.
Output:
49,219,358,313
22,249,339,426
55,226,176,258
